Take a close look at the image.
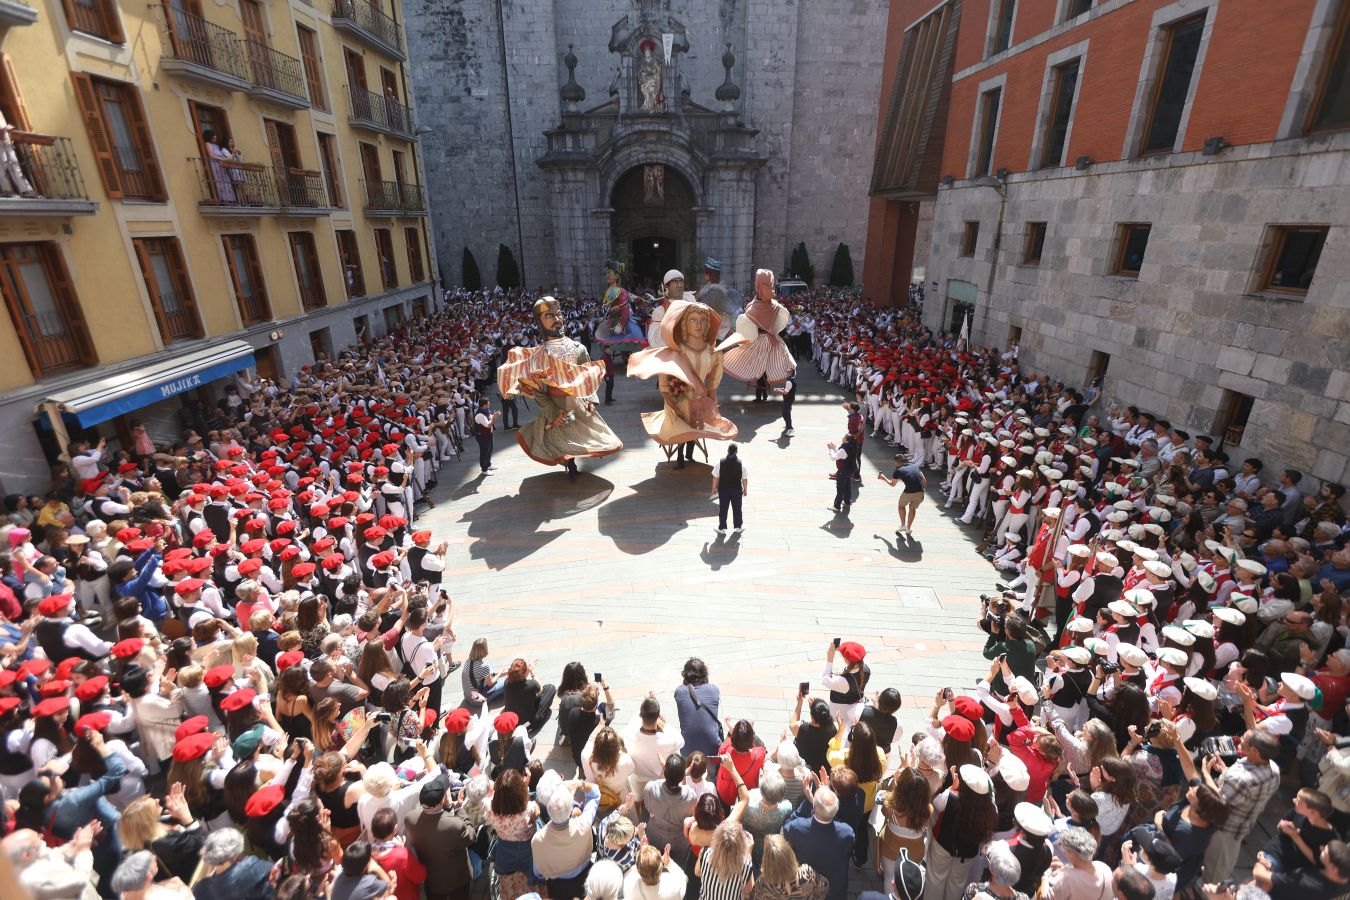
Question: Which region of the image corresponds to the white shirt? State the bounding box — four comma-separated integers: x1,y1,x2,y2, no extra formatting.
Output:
711,458,748,478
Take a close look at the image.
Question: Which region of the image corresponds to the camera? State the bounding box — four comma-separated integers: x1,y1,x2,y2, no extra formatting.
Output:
1098,661,1120,674
1144,722,1162,740
978,596,1011,635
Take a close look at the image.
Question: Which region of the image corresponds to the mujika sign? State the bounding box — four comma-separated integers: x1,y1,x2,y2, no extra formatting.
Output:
159,374,204,398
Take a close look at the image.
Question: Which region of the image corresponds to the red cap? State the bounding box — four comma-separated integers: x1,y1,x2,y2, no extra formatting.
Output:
173,732,215,762
18,659,50,678
942,714,976,742
111,637,145,659
364,526,387,542
378,514,405,529
125,538,154,552
185,558,212,575
174,578,205,596
55,657,82,680
312,537,335,552
291,562,316,579
38,594,75,616
321,553,346,571
837,641,866,664
369,551,395,569
276,520,297,535
116,527,142,543
238,559,263,576
0,670,15,689
203,664,236,689
244,783,285,817
175,715,209,742
279,547,301,562
75,711,113,737
411,530,432,544
219,688,257,712
276,650,304,671
165,548,194,561
493,712,519,734
192,531,215,548
39,679,71,697
0,697,19,716
74,675,108,702
444,707,472,733
240,539,266,555
33,697,70,718
952,695,983,722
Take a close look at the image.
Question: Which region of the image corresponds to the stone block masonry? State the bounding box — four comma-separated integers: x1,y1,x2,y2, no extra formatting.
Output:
922,131,1350,486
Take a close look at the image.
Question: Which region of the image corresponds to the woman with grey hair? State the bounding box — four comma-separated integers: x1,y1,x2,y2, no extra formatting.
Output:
961,840,1028,900
1039,827,1113,899
585,858,625,900
744,768,793,866
109,850,192,899
193,828,275,900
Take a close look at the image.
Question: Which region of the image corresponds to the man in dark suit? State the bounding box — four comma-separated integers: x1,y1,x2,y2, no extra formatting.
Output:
782,775,855,900
404,776,475,900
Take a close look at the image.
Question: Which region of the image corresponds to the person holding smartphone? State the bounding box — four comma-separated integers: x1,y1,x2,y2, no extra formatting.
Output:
821,640,870,728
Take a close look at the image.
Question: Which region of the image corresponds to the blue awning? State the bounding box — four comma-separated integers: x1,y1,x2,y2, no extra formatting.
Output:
41,340,256,427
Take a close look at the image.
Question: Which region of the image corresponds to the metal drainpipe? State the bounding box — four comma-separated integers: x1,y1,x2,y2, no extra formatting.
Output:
494,0,526,288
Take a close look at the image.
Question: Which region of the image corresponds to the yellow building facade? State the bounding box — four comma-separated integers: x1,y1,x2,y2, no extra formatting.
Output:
0,0,436,490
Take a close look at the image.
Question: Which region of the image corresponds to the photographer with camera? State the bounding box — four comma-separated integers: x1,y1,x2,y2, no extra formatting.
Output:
980,602,1037,697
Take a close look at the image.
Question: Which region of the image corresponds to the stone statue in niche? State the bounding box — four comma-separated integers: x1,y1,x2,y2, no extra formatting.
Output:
644,164,664,204
638,40,662,110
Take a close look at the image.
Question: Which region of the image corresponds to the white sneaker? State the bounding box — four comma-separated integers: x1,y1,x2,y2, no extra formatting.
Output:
784,429,795,436
716,528,727,535
733,527,743,534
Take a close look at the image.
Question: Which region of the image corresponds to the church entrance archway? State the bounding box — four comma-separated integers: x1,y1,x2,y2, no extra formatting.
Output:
610,164,696,293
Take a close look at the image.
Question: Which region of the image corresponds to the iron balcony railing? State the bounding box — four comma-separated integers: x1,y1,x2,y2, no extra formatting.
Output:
346,84,415,134
7,134,92,202
331,0,403,55
243,38,308,104
191,156,279,208
276,167,328,208
361,179,426,213
152,4,250,82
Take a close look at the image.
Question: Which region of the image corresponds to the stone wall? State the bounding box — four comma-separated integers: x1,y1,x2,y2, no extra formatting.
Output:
922,130,1350,484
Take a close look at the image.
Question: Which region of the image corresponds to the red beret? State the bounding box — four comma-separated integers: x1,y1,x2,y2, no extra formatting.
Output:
444,707,472,733
165,548,194,561
0,697,19,716
192,531,215,548
364,526,387,541
75,711,113,737
18,659,50,678
0,670,15,689
243,518,267,532
116,527,142,543
356,513,376,525
240,539,266,555
203,664,236,689
310,504,331,518
175,715,209,742
111,637,145,659
219,688,256,712
952,695,984,722
493,712,519,734
244,783,285,817
379,515,405,529
312,537,335,552
173,732,215,762
33,697,70,717
276,650,304,671
55,657,82,680
276,520,297,535
321,553,346,571
238,559,263,576
837,641,866,664
186,558,212,575
39,679,71,697
38,594,75,616
291,562,316,579
279,547,301,562
174,578,205,596
125,538,154,552
411,531,431,544
942,714,976,742
74,675,108,702
328,517,349,529
422,709,437,730
369,551,395,569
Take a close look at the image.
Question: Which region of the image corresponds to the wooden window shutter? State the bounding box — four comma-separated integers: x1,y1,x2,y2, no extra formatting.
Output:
41,243,97,365
121,86,165,199
222,235,245,308
1,56,31,131
167,239,204,337
96,0,126,43
132,238,172,341
70,73,123,199
243,237,271,318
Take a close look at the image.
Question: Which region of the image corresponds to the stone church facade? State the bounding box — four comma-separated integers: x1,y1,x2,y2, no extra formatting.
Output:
403,0,890,294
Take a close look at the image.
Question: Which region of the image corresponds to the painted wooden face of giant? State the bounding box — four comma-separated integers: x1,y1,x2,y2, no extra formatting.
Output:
682,310,708,343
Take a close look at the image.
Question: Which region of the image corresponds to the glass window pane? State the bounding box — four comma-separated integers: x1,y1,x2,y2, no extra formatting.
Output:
1313,16,1350,131
102,100,144,173
1269,229,1327,290
18,259,64,336
1142,16,1205,153
1041,60,1079,168
231,242,256,299
149,249,183,315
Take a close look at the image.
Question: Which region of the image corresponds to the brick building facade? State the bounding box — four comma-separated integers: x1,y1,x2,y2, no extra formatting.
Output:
865,0,1350,484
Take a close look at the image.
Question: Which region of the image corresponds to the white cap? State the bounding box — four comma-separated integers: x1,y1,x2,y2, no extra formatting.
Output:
1124,588,1157,608
1157,647,1189,668
1182,619,1215,639
1133,547,1160,562
1161,624,1196,647
1212,606,1246,626
1067,618,1095,634
1117,643,1149,668
1196,571,1218,593
1011,676,1039,706
1095,551,1119,569
1156,494,1177,507
1001,455,1018,466
1081,437,1098,447
1015,801,1053,836
1106,511,1130,524
1128,524,1148,540
1004,532,1024,543
1101,529,1125,542
1108,599,1139,618
998,753,1031,791
1282,672,1317,701
1233,595,1259,614
960,764,992,794
1043,507,1061,518
1084,637,1110,656
1067,544,1091,558
1183,677,1218,701
1116,539,1139,554
1061,646,1092,665
1113,500,1135,512
1144,560,1173,579
1237,559,1268,576
1175,552,1197,572
662,269,685,285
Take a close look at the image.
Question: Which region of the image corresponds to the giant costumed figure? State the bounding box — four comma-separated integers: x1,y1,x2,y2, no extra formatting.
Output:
718,268,795,384
645,269,696,350
695,257,742,340
627,300,737,469
498,297,623,478
593,259,648,353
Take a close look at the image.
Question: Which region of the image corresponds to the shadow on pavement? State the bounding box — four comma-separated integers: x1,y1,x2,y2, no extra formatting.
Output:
874,533,924,563
699,532,742,570
458,472,614,570
596,471,717,555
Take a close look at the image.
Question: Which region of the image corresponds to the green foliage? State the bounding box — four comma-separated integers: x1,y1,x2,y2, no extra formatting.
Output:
495,244,520,289
461,247,482,291
828,243,854,287
789,242,814,285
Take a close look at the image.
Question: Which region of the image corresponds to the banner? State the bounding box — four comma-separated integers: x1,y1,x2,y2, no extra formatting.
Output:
662,33,673,63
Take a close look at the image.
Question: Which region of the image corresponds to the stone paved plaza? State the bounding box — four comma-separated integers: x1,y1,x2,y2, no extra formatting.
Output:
419,362,1003,762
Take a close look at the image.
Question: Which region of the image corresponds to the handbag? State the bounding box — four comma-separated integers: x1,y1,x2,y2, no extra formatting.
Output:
686,685,724,742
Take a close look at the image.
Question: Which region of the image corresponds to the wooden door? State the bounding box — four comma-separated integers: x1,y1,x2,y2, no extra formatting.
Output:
380,67,398,103
263,120,286,172
391,149,406,187
239,0,267,45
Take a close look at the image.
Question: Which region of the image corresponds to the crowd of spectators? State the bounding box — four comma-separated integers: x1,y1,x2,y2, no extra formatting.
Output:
0,284,1346,900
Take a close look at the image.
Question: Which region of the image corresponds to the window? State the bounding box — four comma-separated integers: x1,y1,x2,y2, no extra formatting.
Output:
1140,14,1206,155
0,55,32,131
288,232,327,311
1215,390,1255,447
132,238,202,343
222,234,272,324
374,228,397,289
960,221,980,257
1309,2,1350,133
1113,224,1152,276
1039,59,1081,169
1261,225,1329,295
404,227,425,283
297,26,328,112
975,87,1001,176
1023,222,1047,265
336,230,364,298
1063,0,1092,21
0,242,96,376
359,142,382,205
309,327,332,362
989,0,1016,55
317,133,343,208
383,304,403,332
1087,349,1111,387
62,0,124,43
70,74,165,200
1008,324,1023,347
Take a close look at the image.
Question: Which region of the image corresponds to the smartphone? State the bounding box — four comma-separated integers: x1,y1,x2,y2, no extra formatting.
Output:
594,672,603,683
799,681,809,696
942,687,954,701
833,637,842,647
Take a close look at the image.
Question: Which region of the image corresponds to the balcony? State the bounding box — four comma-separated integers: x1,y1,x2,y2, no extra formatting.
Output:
361,179,427,216
242,39,309,109
275,168,330,214
0,0,36,27
331,0,405,61
346,84,416,138
0,135,99,217
152,5,251,92
20,310,92,374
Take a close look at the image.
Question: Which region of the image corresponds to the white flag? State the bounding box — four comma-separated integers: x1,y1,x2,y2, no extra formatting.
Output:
662,33,674,63
958,312,970,348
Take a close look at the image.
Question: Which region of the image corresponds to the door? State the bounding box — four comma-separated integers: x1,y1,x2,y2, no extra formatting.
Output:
188,100,231,202
240,0,272,86
165,0,207,64
380,66,402,131
391,149,406,205
359,142,382,205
